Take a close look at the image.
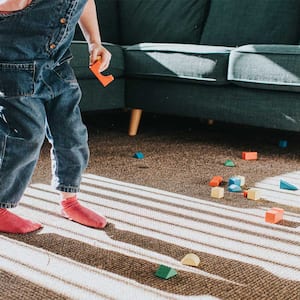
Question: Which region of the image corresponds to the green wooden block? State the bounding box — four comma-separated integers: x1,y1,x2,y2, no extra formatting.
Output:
224,159,235,167
155,265,177,279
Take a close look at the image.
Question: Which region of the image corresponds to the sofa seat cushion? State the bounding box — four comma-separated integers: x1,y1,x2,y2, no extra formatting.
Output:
124,43,233,85
228,45,300,92
70,42,124,79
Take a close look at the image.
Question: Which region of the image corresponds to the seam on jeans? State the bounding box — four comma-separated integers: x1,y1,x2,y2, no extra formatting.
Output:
0,134,7,170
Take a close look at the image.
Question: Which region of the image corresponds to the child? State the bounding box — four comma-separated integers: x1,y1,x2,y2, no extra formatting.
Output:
0,0,111,233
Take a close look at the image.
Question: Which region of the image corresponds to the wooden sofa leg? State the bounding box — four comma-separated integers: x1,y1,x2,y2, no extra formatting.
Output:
128,109,143,136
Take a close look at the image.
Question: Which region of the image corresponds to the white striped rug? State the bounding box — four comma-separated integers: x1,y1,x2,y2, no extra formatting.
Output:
0,173,299,299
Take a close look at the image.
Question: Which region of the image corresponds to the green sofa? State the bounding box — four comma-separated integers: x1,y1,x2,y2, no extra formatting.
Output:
71,0,300,135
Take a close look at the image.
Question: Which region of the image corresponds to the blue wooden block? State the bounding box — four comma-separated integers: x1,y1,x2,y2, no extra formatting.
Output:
228,177,241,186
278,140,288,148
228,184,242,192
133,152,144,159
280,179,298,191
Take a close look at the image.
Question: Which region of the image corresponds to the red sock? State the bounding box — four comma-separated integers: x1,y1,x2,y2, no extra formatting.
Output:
61,196,107,229
0,209,42,234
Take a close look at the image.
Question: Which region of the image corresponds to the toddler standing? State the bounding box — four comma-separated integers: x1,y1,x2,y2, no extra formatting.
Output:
0,0,111,233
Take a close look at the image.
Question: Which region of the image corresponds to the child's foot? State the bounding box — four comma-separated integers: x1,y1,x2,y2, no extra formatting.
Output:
61,196,107,229
0,208,42,234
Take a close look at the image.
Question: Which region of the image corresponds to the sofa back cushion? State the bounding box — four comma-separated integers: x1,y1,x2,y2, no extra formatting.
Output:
119,0,210,45
74,0,120,44
200,0,300,47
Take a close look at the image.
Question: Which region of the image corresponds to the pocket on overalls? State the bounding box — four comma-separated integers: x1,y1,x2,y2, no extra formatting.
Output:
53,60,78,84
0,62,35,98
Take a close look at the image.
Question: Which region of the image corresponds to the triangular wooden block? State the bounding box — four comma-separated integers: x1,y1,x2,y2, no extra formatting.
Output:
280,179,298,191
133,151,144,159
181,253,200,267
224,159,235,167
155,265,177,279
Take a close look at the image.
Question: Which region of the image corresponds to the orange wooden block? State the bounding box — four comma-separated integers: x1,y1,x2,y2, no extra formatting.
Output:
242,152,258,160
265,207,284,224
89,60,114,87
209,176,223,187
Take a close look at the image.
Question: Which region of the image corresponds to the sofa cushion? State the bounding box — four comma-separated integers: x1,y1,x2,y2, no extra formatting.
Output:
228,45,300,92
70,42,124,78
124,43,233,85
201,0,300,47
74,0,120,44
119,0,209,45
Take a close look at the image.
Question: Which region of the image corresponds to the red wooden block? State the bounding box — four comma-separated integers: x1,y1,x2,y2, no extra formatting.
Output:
209,176,223,187
89,60,114,87
265,207,284,224
242,152,258,160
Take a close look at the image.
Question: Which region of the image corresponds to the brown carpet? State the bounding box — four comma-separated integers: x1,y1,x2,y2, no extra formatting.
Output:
1,111,300,300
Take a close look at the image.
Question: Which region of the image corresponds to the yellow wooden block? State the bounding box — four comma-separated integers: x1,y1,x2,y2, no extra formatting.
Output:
181,253,200,267
211,187,224,198
247,188,261,200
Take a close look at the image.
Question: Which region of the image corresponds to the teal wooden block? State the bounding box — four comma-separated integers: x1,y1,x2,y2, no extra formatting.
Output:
228,177,241,186
133,151,144,159
228,184,242,192
155,265,177,279
278,140,288,148
280,179,298,191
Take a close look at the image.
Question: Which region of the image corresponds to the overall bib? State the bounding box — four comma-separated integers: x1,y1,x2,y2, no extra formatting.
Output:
0,0,89,208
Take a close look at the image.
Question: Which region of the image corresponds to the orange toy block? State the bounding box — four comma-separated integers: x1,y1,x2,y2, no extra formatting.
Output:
89,60,114,87
209,176,223,187
265,207,284,224
242,152,258,160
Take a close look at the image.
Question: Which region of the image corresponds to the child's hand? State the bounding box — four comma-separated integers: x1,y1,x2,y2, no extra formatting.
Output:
89,43,111,72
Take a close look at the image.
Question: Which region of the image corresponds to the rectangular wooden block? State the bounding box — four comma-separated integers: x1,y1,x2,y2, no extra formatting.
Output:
209,176,223,187
211,187,224,198
242,152,258,160
265,207,284,224
247,188,260,200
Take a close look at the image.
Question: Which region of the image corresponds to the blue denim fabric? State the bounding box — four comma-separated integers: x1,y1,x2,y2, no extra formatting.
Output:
0,0,89,208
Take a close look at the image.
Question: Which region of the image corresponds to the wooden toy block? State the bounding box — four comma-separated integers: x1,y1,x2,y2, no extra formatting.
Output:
89,60,114,87
228,184,242,192
265,207,284,224
224,159,235,167
133,151,144,159
247,188,261,200
236,175,245,186
181,253,200,267
242,152,257,160
211,187,224,198
278,140,288,148
280,179,298,191
209,176,223,187
155,265,177,279
228,176,241,186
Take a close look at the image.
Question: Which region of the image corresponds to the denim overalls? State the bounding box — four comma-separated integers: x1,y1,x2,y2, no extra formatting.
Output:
0,0,89,208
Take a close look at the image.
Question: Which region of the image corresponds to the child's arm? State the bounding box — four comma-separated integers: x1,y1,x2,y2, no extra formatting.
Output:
0,0,32,13
78,0,111,71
